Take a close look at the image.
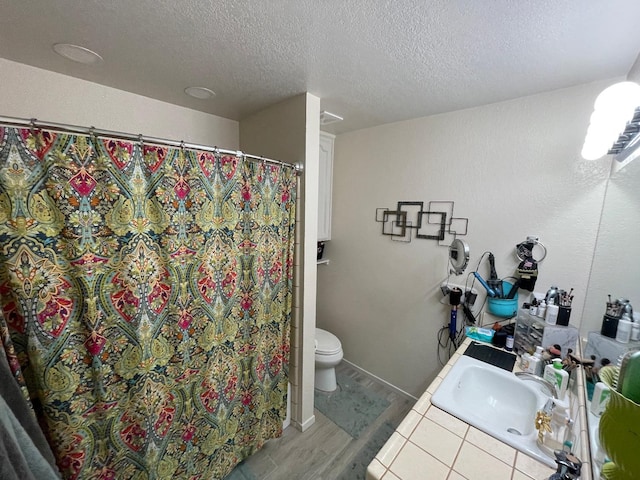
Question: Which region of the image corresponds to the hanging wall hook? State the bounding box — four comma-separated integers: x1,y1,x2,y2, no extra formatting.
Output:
515,236,547,262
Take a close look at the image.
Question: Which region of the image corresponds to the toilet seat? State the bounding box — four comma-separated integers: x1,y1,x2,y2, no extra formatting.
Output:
315,328,342,355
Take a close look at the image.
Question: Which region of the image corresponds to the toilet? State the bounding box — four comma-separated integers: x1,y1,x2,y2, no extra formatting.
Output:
315,328,343,392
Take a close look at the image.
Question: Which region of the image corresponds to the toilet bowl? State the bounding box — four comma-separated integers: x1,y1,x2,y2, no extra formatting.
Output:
315,328,343,392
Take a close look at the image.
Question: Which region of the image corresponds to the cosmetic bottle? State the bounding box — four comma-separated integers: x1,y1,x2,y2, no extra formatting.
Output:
538,397,570,454
544,358,569,399
527,346,544,376
522,346,544,376
521,352,532,371
546,303,559,325
538,300,547,318
590,381,611,416
632,322,640,342
631,312,640,341
615,313,632,344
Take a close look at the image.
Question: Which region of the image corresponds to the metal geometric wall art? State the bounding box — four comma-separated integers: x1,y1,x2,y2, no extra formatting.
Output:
417,211,445,240
381,210,407,237
375,201,469,245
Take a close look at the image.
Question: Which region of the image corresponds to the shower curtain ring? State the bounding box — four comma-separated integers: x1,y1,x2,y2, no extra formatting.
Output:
88,127,98,160
29,118,42,148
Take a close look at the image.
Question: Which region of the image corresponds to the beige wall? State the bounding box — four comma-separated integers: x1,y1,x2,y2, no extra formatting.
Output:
317,80,617,397
240,93,321,431
0,58,238,147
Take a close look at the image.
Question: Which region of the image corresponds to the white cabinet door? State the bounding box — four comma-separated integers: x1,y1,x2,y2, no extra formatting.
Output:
318,132,334,241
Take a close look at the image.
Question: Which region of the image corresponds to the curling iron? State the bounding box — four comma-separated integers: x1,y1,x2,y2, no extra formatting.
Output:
473,272,497,297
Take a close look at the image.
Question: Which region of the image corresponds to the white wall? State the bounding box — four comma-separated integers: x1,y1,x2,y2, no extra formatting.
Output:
240,93,321,431
317,80,616,397
0,58,238,147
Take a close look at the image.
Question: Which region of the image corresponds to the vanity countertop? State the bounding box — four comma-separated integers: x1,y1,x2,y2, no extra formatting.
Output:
366,337,592,480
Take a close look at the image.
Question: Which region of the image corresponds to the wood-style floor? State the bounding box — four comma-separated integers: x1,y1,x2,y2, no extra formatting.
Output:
227,362,415,480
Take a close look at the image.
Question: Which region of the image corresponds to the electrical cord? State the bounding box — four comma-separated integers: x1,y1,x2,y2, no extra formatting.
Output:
438,300,483,365
438,252,525,364
437,323,459,366
437,251,499,365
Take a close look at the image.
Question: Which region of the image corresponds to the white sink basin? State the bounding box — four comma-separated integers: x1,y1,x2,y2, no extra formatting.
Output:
431,355,555,467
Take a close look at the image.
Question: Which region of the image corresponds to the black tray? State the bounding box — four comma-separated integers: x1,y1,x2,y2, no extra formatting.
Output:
463,341,516,372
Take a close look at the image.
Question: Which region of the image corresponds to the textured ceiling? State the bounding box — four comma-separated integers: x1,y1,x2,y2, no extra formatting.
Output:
1,0,640,134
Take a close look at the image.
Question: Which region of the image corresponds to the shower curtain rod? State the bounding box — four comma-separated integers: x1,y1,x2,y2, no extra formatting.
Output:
0,115,303,174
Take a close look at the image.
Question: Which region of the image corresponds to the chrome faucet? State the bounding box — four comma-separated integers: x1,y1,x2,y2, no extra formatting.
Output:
515,371,559,399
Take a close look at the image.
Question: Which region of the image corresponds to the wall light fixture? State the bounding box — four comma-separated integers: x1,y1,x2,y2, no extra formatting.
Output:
581,82,640,160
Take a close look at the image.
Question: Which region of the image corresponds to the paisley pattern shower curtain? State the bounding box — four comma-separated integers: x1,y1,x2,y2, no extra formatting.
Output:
0,126,296,479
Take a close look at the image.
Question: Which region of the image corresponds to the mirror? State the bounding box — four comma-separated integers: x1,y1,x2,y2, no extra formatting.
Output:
582,156,640,335
448,239,470,275
581,154,640,479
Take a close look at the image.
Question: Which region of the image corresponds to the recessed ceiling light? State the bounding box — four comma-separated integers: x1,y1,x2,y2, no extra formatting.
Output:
184,86,216,100
52,43,103,64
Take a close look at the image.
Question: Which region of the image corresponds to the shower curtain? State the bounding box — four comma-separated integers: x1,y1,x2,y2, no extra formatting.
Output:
0,125,296,479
